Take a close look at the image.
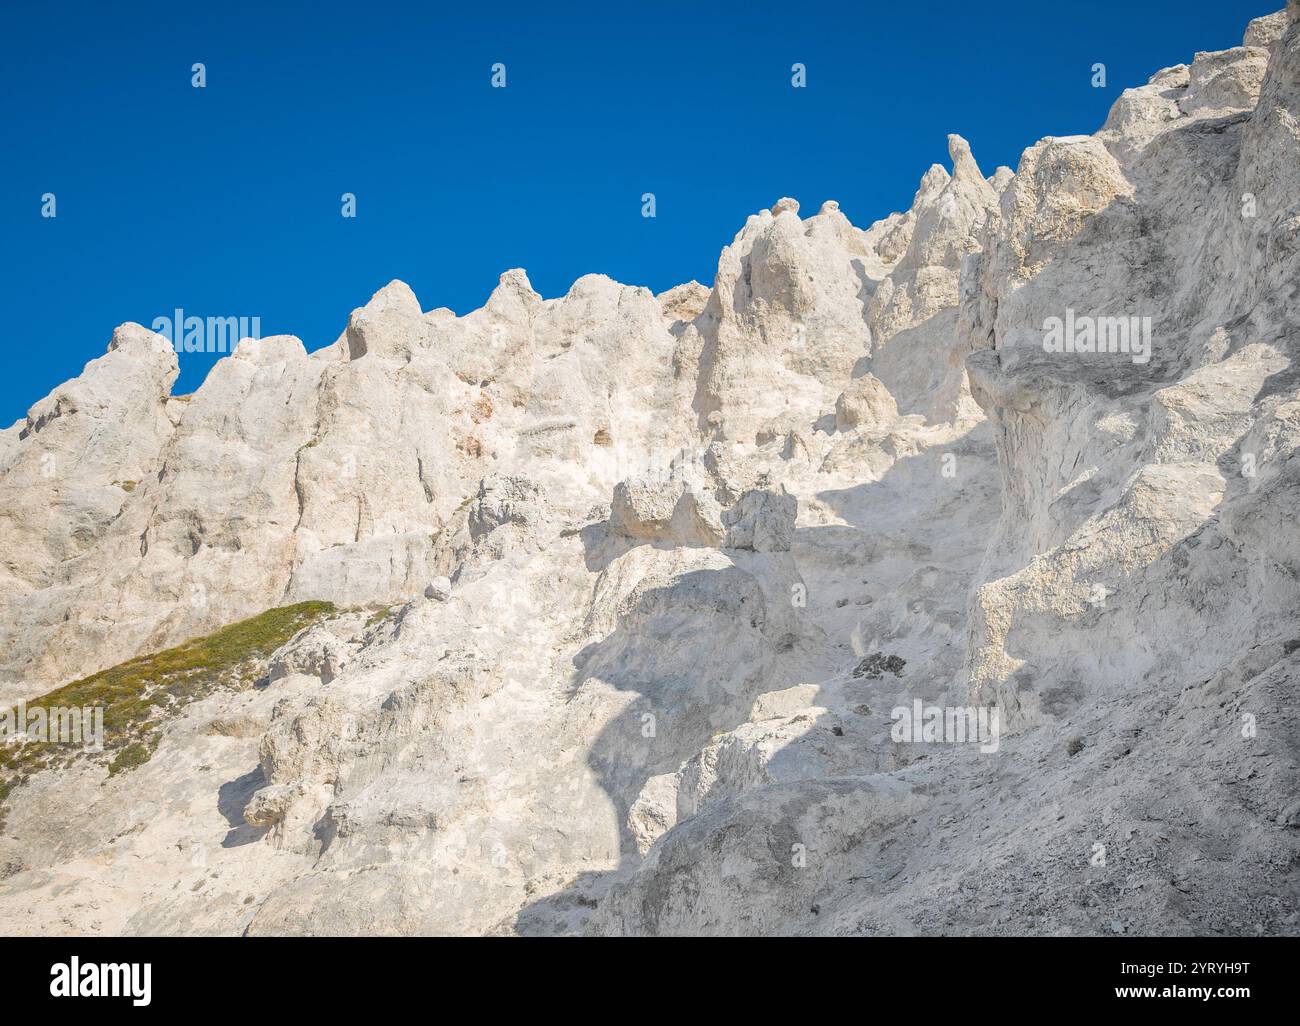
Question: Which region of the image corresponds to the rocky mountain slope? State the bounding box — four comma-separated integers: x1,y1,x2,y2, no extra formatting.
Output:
1,6,1297,935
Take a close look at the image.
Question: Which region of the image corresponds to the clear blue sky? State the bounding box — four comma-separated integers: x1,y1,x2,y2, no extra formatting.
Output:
0,0,1271,423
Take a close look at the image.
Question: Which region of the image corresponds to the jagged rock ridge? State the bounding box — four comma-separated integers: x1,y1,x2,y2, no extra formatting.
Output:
0,7,1297,936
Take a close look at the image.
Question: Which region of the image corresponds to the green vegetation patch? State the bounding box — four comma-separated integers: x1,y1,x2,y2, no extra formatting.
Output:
0,601,335,828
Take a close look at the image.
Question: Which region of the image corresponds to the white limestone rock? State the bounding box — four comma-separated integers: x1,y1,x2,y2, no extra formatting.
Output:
0,5,1297,941
611,481,724,547
267,624,354,685
835,373,899,431
424,576,452,601
721,488,797,552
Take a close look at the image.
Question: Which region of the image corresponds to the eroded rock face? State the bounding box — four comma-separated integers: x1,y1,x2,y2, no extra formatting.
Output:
1,7,1297,939
0,325,180,700
835,373,898,431
267,624,354,685
721,488,797,552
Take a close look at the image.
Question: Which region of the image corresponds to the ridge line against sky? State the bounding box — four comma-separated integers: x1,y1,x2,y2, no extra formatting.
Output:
0,0,1273,422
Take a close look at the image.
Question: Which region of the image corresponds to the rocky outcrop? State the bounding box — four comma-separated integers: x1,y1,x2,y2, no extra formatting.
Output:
835,373,898,431
720,488,797,552
0,7,1296,939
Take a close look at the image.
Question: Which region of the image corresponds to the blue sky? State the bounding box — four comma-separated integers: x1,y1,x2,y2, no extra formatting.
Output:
0,0,1272,423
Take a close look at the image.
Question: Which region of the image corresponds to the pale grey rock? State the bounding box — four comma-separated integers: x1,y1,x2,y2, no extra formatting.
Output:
625,772,678,855
591,778,926,935
722,488,797,552
988,166,1015,194
424,576,452,601
0,6,1296,942
835,373,898,431
244,784,301,829
656,281,710,332
1179,46,1271,116
609,472,725,547
1245,10,1290,48
692,189,882,442
608,477,679,542
469,475,544,540
268,624,354,685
